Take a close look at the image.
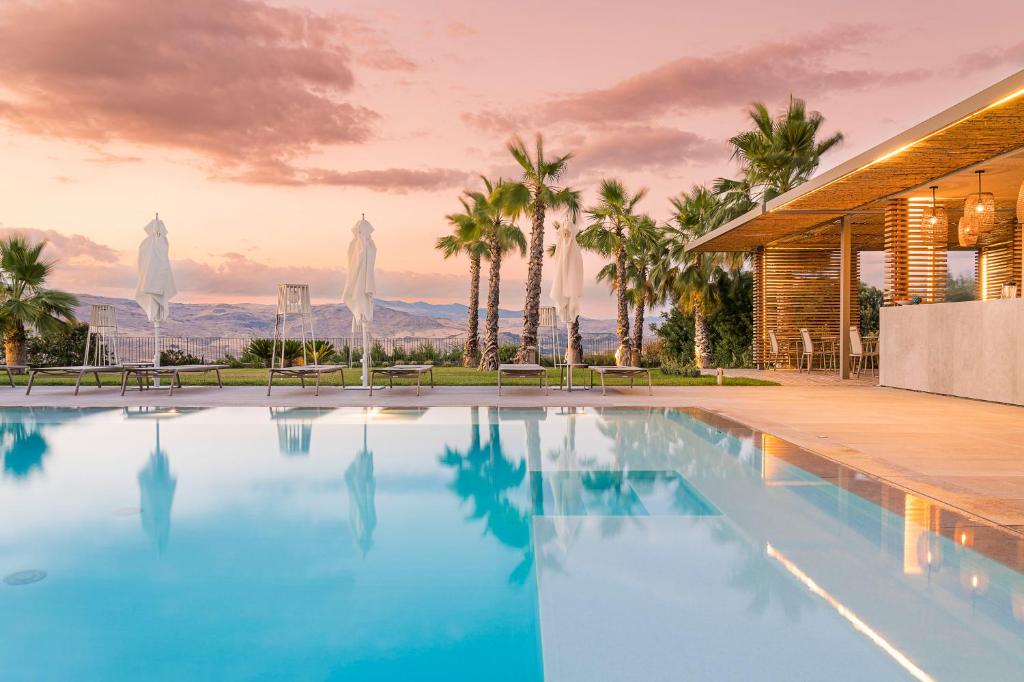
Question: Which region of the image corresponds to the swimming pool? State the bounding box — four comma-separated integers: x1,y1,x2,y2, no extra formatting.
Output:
1,406,1022,681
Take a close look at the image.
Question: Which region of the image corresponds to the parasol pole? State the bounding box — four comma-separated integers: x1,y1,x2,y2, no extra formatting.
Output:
361,318,370,387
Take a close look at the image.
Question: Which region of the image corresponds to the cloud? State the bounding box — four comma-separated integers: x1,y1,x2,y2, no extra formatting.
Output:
228,162,472,192
0,0,414,177
446,22,478,38
461,110,528,135
541,25,928,124
955,39,1024,75
574,125,724,173
0,227,477,301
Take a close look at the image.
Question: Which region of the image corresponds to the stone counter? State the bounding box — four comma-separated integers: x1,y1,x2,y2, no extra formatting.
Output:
880,299,1024,406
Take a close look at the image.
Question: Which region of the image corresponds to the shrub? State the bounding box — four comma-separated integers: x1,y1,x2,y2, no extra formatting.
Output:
408,342,438,364
497,344,518,364
584,352,616,367
370,342,388,365
660,359,702,377
26,323,89,367
304,339,335,365
243,338,304,367
160,348,203,366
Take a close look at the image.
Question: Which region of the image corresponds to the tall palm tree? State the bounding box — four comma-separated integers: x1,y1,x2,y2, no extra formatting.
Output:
663,186,731,368
457,178,528,370
505,134,578,363
717,97,843,217
0,237,78,366
579,179,649,366
595,216,662,365
437,201,490,367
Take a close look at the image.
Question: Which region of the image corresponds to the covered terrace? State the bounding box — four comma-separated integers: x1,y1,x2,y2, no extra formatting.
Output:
688,69,1024,405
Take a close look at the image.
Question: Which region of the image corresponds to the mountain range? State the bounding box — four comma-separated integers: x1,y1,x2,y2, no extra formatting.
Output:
73,294,618,338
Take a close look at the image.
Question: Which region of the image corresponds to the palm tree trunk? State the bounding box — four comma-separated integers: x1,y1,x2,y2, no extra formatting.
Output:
4,322,27,367
614,239,631,366
479,241,503,371
631,296,645,365
464,253,481,367
569,316,583,365
516,199,545,363
694,304,712,369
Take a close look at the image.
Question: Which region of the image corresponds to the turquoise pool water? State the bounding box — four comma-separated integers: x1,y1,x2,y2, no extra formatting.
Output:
1,406,1022,681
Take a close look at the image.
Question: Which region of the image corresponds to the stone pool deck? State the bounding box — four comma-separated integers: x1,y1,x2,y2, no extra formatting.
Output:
3,379,1023,532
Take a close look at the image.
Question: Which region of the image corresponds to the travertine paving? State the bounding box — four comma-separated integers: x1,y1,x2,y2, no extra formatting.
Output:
3,378,1022,529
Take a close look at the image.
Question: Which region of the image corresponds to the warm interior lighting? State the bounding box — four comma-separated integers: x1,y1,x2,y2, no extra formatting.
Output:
962,170,995,239
766,543,936,682
921,186,948,247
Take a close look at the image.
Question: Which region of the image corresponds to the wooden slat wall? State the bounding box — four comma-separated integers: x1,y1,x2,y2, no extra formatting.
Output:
752,248,765,368
884,199,947,305
977,222,1023,299
754,247,860,367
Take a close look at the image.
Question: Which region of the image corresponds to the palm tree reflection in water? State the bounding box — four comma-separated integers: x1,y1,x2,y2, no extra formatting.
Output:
0,415,49,480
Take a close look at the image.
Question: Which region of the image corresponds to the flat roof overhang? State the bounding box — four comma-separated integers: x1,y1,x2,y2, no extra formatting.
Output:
688,69,1024,253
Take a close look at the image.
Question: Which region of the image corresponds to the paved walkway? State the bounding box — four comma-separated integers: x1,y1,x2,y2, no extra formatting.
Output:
3,379,1022,530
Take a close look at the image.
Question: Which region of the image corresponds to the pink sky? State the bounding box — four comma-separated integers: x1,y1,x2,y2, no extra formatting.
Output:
1,0,1022,316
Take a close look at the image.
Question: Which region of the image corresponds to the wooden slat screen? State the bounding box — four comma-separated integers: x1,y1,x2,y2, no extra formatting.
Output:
884,199,947,305
754,247,860,367
752,247,765,367
977,222,1023,299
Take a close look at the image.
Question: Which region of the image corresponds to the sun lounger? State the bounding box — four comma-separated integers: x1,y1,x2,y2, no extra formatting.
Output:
369,365,435,396
588,366,653,396
25,366,126,395
267,364,347,396
497,364,549,396
121,364,228,396
2,363,26,388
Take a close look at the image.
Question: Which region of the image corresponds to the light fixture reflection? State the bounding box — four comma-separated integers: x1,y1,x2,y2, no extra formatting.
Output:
766,543,936,682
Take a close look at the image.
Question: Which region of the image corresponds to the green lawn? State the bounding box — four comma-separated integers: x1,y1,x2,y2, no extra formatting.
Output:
11,366,776,388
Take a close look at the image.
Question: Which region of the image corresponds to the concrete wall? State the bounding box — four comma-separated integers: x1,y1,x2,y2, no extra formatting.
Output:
880,299,1024,406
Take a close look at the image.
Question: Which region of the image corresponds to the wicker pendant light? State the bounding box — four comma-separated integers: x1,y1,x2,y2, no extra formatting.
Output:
962,169,995,237
958,217,978,247
921,185,948,246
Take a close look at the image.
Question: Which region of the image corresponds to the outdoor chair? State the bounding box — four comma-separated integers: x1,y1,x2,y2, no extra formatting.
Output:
265,284,348,396
588,366,653,396
849,326,879,378
368,364,435,396
766,329,791,369
121,364,228,396
497,364,549,396
26,304,125,395
797,328,815,372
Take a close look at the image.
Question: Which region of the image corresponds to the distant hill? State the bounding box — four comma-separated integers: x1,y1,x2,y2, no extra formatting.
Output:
72,294,617,338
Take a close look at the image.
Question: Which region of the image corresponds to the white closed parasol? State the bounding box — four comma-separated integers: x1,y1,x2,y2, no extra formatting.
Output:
135,214,177,384
342,216,377,387
550,219,584,390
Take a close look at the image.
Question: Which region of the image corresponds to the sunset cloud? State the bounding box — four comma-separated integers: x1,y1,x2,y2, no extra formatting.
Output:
0,0,407,176
541,25,929,124
228,162,471,192
574,126,724,173
956,39,1024,75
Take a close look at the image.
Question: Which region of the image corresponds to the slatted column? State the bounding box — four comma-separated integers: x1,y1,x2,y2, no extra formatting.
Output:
977,222,1023,299
884,198,947,305
759,247,860,363
752,247,765,368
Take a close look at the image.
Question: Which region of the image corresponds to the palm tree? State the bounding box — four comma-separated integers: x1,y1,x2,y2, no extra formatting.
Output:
595,216,662,365
579,179,649,366
663,186,731,368
437,201,490,367
457,178,528,370
0,237,78,366
505,134,578,363
717,97,843,216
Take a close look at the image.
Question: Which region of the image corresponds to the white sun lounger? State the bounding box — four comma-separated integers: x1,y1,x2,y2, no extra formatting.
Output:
121,364,228,396
25,366,126,395
497,364,549,396
588,366,653,396
267,364,347,396
369,365,435,396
